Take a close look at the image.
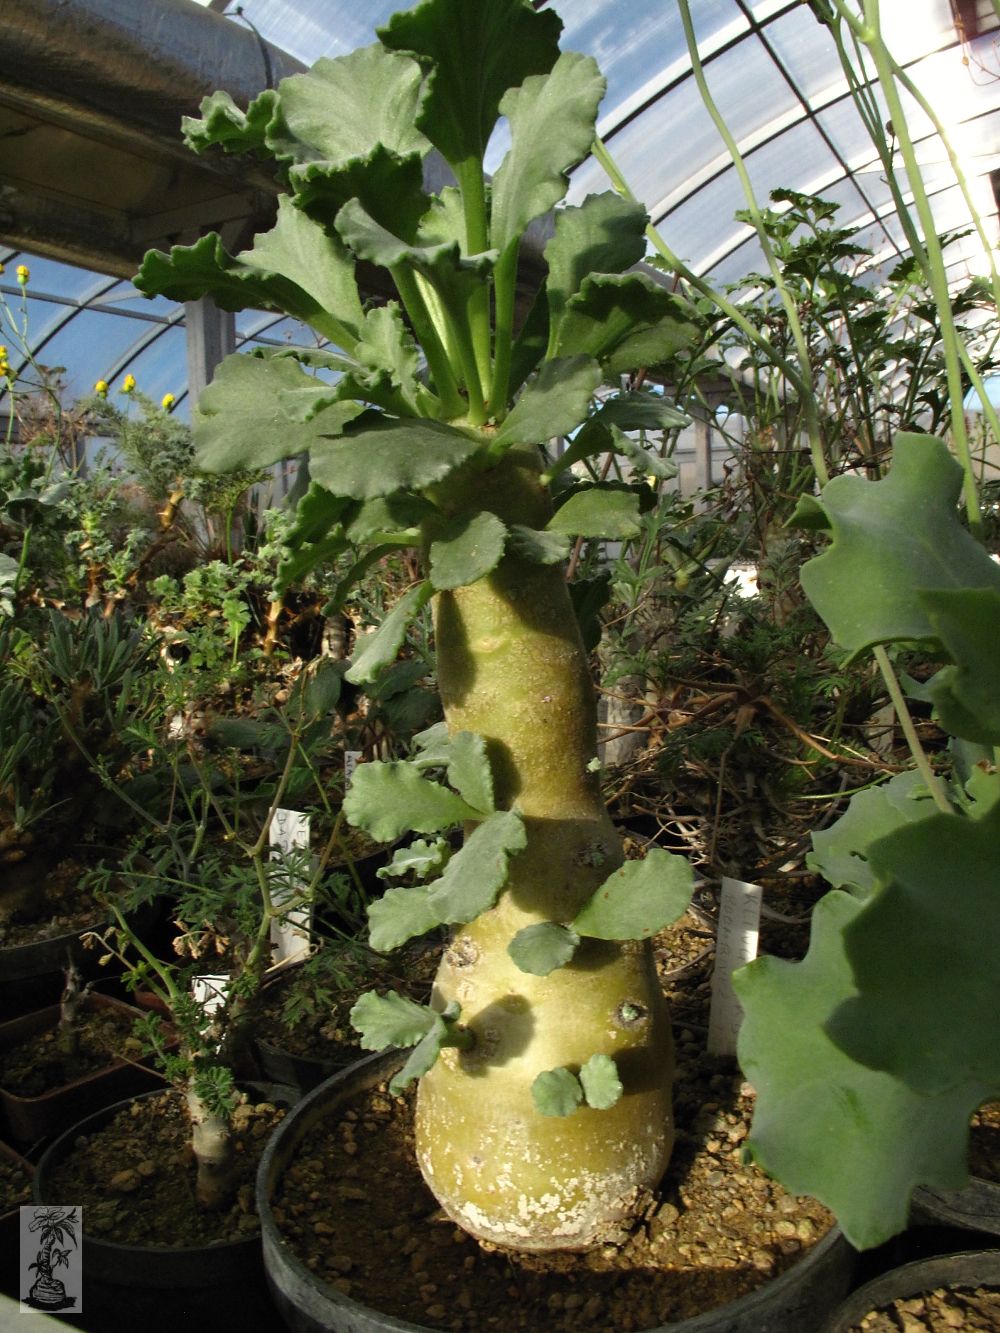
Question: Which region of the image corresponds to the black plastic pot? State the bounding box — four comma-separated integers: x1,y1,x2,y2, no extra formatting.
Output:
0,993,171,1144
910,1177,1000,1239
821,1248,1000,1332
258,1051,857,1333
34,1087,262,1289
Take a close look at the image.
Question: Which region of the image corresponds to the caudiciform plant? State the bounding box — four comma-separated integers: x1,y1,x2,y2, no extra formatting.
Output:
137,0,699,1250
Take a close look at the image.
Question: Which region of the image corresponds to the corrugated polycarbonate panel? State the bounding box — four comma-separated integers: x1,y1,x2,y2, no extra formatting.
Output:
220,0,402,62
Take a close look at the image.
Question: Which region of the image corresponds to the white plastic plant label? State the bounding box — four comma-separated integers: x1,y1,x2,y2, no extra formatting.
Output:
269,808,312,964
707,876,763,1057
191,973,230,1019
344,750,362,782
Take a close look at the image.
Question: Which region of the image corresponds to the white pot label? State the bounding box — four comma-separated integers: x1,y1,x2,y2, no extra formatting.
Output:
344,750,363,783
707,876,763,1057
269,809,312,964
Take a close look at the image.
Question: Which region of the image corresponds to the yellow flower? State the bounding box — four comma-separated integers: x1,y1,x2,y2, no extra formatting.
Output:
121,374,136,394
94,379,109,398
161,392,176,411
0,262,4,276
15,264,29,285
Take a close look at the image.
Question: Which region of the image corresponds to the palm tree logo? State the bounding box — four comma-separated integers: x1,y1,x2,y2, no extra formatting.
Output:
24,1207,79,1311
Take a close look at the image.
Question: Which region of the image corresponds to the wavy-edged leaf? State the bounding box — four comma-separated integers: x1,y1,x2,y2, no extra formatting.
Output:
390,1023,448,1093
444,731,494,815
290,147,430,241
800,434,1000,657
377,837,452,882
350,989,442,1049
573,848,693,940
547,485,642,540
347,303,424,412
829,803,1000,1097
553,274,700,375
367,884,443,952
428,511,507,591
343,493,432,544
735,890,991,1249
491,52,605,254
344,758,480,841
544,192,649,333
273,46,428,167
136,206,362,348
309,413,484,501
506,525,571,565
611,426,678,481
182,88,278,155
345,582,434,686
922,587,1000,744
236,197,366,343
193,354,364,474
580,1053,623,1110
596,392,690,433
532,1066,583,1117
806,770,935,898
426,810,527,923
494,355,601,449
508,921,580,976
378,0,562,169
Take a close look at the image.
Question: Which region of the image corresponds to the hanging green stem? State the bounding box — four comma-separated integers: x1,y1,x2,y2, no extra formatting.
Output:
391,264,466,419
872,645,952,814
454,156,494,399
827,0,982,534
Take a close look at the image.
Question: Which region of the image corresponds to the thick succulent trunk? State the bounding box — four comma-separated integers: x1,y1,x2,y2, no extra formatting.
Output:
186,1084,235,1211
415,448,674,1251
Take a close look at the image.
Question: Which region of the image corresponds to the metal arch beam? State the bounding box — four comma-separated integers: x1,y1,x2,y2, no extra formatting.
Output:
0,0,305,276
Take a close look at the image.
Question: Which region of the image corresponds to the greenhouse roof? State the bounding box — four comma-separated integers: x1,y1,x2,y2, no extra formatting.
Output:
1,0,998,414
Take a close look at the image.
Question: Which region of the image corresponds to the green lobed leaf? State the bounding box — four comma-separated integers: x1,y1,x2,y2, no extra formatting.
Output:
410,721,453,769
828,803,1000,1097
507,922,580,976
347,304,424,412
595,392,690,433
506,525,571,566
367,884,443,952
235,197,366,343
493,355,602,449
390,1023,449,1093
136,204,363,348
580,1053,623,1110
336,198,495,286
289,147,430,240
428,511,508,591
444,731,494,815
343,758,481,842
806,769,936,897
377,837,453,882
490,51,606,254
271,46,428,167
735,891,991,1249
309,414,484,502
611,426,679,481
182,88,278,155
350,989,442,1049
800,434,1000,657
426,810,527,923
547,485,642,540
342,493,433,544
922,587,1000,744
345,582,434,686
532,1066,584,1117
544,193,650,334
378,0,563,169
572,848,694,940
193,354,365,474
553,274,701,375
